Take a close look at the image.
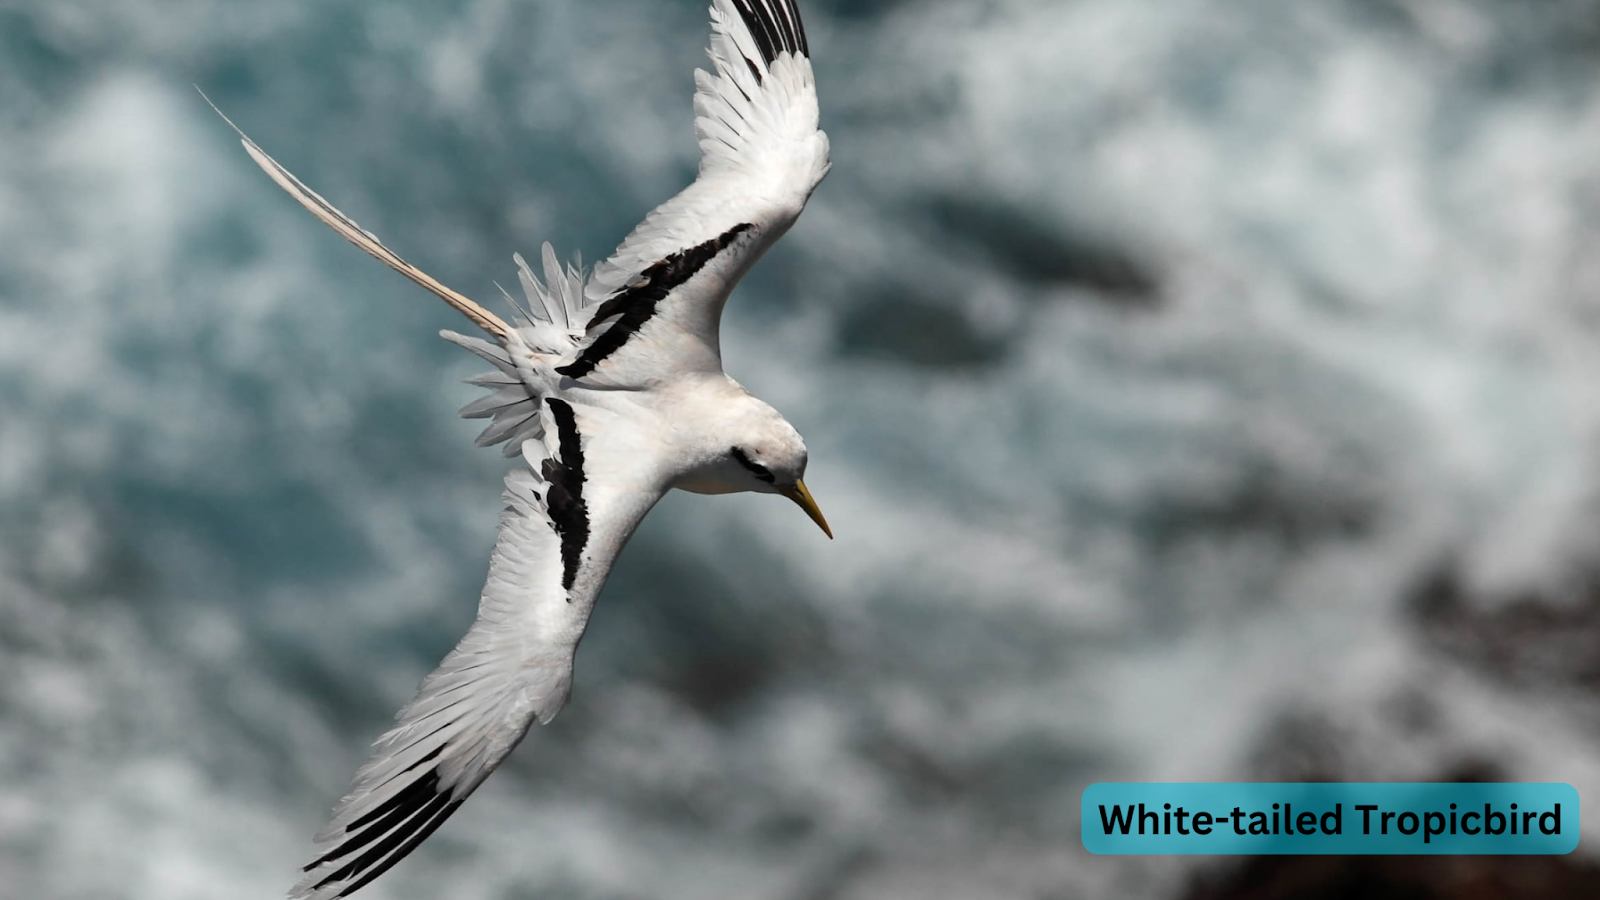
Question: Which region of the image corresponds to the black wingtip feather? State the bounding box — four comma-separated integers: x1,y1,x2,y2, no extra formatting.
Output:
313,792,453,891
336,797,464,898
299,764,466,899
728,0,809,72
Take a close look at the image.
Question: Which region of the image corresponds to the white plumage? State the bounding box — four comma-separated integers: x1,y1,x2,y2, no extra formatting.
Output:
206,2,831,898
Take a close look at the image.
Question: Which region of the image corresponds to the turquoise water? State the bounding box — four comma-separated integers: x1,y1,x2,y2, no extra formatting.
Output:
4,1,1600,897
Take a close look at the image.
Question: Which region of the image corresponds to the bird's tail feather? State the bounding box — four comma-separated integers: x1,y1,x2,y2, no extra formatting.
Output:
442,331,547,457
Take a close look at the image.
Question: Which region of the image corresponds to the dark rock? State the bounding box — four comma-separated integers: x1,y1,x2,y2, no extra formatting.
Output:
1184,853,1600,900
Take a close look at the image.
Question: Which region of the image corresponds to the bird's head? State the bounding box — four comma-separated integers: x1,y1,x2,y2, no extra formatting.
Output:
728,412,831,539
681,396,832,538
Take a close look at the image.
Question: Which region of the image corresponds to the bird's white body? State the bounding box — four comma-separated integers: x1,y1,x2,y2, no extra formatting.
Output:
206,1,831,897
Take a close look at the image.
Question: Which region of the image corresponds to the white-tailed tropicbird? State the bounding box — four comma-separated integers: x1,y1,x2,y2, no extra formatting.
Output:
208,1,830,897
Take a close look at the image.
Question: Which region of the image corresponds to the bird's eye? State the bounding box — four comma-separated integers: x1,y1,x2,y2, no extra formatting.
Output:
730,446,776,484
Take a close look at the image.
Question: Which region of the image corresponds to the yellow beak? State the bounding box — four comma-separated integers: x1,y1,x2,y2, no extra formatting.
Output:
779,480,833,539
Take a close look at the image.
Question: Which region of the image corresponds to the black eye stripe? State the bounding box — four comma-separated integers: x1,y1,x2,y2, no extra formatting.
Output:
731,447,776,484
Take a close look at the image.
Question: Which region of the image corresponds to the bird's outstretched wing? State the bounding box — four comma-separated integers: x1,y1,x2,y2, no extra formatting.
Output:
291,384,663,900
558,0,830,384
215,126,659,894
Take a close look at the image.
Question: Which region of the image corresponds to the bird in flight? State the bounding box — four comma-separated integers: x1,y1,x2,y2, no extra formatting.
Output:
207,1,830,897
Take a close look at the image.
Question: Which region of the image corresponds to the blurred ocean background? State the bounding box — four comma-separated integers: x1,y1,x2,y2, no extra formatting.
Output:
5,0,1600,897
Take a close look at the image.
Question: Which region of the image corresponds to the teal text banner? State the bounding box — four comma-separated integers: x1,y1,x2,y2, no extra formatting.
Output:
1081,783,1578,855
